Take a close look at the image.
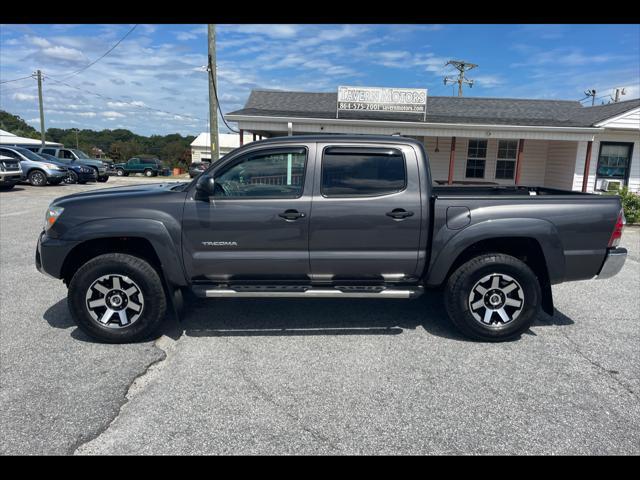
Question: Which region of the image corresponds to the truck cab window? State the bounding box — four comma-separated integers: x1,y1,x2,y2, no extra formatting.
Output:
214,150,306,198
321,148,406,197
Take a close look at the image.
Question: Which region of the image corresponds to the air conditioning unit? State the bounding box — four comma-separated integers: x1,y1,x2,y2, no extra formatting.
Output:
599,179,622,192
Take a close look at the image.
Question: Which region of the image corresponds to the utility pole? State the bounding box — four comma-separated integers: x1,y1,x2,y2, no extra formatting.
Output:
444,60,477,97
74,128,79,149
612,88,626,103
36,70,45,148
584,89,596,106
207,25,220,162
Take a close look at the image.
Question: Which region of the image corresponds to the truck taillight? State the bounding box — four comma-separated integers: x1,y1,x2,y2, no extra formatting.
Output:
608,209,625,248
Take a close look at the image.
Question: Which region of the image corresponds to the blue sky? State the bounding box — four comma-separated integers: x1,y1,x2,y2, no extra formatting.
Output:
1,24,638,136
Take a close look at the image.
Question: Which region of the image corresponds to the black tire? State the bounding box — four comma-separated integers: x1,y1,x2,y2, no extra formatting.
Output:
444,253,541,342
65,170,79,184
68,253,167,343
116,168,125,176
144,169,154,177
28,170,47,186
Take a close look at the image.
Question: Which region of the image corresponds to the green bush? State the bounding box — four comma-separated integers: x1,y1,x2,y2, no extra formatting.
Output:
607,186,640,224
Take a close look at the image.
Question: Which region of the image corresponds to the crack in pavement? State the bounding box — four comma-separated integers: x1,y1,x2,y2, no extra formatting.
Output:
540,313,639,404
70,334,177,455
228,340,341,453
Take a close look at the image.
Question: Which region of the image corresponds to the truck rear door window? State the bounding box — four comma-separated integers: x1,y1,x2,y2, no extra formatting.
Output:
321,147,406,197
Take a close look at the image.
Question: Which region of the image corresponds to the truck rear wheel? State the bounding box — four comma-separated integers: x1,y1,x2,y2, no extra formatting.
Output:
444,253,541,342
68,253,167,343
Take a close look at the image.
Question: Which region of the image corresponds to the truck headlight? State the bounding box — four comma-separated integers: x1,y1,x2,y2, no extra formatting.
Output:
45,205,64,230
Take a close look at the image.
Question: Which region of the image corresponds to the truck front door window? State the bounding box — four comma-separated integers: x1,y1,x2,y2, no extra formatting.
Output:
214,150,306,198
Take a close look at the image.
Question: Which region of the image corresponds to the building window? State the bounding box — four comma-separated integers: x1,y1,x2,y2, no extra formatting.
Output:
465,139,487,178
321,147,406,197
596,142,633,185
495,140,518,180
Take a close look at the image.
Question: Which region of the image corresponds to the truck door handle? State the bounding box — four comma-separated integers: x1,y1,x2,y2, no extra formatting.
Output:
279,209,305,221
386,208,414,219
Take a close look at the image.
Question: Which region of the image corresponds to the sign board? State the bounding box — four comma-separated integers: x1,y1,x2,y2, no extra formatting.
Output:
337,86,427,120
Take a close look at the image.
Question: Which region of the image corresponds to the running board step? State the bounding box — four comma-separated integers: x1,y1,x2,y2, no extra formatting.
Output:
192,285,423,299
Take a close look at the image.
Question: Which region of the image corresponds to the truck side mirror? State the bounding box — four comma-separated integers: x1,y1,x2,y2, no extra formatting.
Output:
195,174,216,200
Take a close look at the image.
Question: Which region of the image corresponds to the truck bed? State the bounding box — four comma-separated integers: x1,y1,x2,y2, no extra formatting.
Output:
432,184,597,198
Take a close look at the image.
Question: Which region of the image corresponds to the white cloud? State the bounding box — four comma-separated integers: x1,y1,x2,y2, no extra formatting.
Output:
107,100,146,108
102,111,125,118
226,24,301,39
77,112,97,117
26,35,51,48
12,93,37,101
41,45,85,62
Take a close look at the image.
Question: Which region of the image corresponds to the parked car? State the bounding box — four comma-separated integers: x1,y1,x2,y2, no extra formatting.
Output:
27,147,109,183
113,157,170,177
188,161,209,178
36,135,627,343
38,153,97,184
0,146,67,186
0,154,22,190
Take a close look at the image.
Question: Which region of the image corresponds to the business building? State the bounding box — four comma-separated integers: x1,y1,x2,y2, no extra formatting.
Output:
190,132,256,163
225,89,640,193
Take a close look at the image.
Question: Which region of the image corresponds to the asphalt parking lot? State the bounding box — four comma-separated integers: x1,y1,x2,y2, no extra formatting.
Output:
1,177,638,455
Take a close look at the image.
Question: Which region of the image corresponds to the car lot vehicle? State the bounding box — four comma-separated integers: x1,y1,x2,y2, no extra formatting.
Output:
0,146,68,186
113,157,170,177
36,135,628,343
0,154,23,190
38,152,97,184
28,147,109,183
188,161,209,178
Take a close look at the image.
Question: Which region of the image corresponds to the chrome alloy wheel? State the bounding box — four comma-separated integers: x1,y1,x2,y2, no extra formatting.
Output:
468,273,524,327
85,274,144,328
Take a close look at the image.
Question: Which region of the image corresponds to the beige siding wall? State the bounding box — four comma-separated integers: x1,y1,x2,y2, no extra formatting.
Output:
422,136,455,181
518,139,548,185
545,141,578,190
423,136,551,185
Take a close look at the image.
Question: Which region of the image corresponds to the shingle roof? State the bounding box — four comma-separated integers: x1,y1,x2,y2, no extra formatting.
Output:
227,89,640,128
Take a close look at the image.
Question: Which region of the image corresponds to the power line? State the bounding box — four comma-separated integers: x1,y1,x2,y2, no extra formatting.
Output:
50,24,138,81
44,74,207,124
0,74,35,85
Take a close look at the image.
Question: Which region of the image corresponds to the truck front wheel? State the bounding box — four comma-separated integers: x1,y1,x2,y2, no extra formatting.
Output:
68,253,167,343
444,253,541,342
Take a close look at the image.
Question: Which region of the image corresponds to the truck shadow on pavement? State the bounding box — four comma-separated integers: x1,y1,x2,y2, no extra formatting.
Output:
42,289,575,344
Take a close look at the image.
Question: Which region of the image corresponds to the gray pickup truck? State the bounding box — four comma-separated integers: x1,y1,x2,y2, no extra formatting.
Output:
36,135,627,343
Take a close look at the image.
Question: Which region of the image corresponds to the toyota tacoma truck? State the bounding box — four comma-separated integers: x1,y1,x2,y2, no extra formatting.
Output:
35,135,628,343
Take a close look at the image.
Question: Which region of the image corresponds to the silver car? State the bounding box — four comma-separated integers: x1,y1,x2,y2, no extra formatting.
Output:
0,146,68,186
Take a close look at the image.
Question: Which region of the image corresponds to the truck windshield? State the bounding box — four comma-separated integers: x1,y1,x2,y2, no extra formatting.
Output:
72,149,91,159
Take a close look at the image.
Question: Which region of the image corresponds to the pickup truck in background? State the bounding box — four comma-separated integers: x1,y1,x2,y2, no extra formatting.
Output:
36,135,627,343
113,157,170,177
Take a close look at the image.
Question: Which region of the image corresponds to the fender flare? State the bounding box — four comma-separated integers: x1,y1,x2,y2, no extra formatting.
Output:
425,217,565,287
62,218,187,288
